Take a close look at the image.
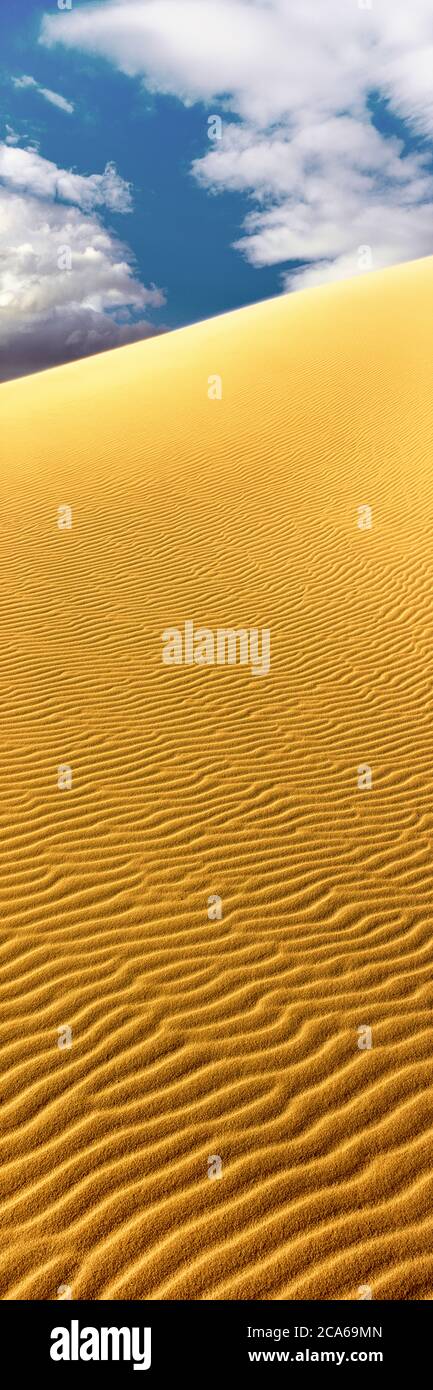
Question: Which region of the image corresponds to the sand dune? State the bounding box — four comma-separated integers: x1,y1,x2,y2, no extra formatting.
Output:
1,256,433,1300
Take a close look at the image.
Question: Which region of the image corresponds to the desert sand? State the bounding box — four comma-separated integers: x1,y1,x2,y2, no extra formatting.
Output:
1,256,433,1301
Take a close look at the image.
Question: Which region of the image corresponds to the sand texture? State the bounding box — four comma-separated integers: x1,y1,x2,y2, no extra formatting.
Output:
1,256,433,1300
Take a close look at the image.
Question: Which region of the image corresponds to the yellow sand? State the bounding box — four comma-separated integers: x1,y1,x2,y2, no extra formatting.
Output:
1,257,433,1301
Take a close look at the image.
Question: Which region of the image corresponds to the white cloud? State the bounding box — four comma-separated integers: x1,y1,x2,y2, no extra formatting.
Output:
38,87,74,114
0,144,133,213
0,144,165,380
13,73,74,115
40,0,433,287
40,1,365,125
5,125,20,146
12,76,36,89
196,116,433,287
40,0,433,132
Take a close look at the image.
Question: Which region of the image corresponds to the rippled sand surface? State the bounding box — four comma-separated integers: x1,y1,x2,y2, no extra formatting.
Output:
1,256,432,1299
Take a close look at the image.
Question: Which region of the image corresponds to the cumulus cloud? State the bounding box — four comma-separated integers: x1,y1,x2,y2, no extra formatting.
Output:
0,144,165,381
40,0,433,288
13,73,74,114
0,143,133,211
196,116,433,287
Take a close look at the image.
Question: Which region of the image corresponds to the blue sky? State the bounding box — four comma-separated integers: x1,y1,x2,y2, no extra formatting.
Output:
2,0,433,379
1,0,282,330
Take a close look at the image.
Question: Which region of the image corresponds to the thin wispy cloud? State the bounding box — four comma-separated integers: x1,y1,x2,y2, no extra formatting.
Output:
5,124,20,146
13,73,74,115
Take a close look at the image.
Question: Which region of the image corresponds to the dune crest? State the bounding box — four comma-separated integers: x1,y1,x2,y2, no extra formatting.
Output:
1,257,433,1300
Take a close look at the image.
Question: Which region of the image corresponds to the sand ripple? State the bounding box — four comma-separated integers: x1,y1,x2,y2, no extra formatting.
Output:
1,257,433,1299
